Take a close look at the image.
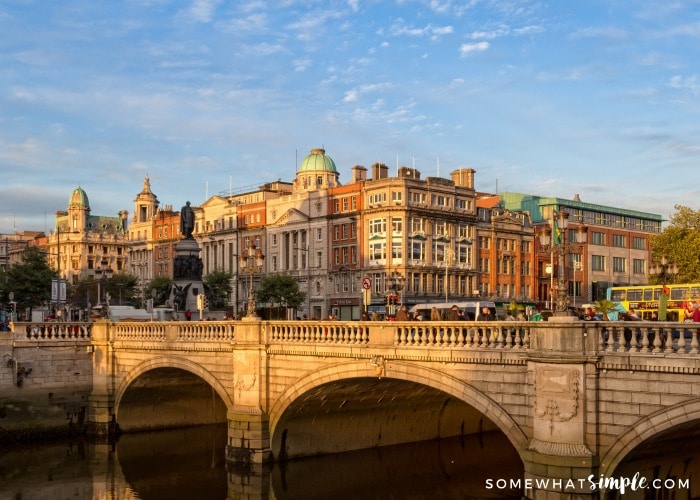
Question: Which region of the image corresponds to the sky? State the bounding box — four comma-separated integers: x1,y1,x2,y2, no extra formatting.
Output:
1,0,699,234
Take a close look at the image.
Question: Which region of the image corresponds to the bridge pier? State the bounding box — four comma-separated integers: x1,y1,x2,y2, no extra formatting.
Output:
226,317,272,466
523,318,600,498
85,320,119,439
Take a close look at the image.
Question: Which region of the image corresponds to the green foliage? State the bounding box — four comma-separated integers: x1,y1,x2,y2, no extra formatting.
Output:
650,205,700,284
2,247,56,311
505,301,524,316
256,273,306,310
594,299,618,320
146,276,173,302
203,269,233,308
104,273,139,305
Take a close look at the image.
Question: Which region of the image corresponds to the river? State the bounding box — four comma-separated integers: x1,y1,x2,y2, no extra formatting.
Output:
1,424,698,499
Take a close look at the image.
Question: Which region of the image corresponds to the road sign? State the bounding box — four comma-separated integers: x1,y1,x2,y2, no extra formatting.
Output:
362,277,371,290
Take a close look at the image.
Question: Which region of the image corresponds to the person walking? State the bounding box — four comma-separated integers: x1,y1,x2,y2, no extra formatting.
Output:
430,307,441,321
395,305,409,321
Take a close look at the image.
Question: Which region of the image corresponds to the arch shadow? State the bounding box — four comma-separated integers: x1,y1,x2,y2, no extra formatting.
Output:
268,359,529,456
113,355,234,412
600,398,700,476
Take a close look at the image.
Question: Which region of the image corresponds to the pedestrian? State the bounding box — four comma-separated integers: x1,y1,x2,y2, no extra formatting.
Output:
693,303,700,323
446,305,459,321
477,307,493,321
396,305,409,321
185,309,192,321
430,307,441,321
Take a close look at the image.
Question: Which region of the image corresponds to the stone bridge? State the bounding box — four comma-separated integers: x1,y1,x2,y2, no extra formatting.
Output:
8,318,700,498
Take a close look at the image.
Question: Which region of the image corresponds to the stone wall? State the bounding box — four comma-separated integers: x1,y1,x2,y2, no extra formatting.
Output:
0,335,93,440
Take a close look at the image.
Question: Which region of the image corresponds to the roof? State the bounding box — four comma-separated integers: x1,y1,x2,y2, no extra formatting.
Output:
298,148,337,173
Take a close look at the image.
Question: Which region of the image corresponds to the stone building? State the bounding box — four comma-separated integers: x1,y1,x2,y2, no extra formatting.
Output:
500,192,662,305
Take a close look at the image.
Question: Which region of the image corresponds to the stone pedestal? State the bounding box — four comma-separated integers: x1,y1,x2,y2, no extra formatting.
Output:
171,238,204,314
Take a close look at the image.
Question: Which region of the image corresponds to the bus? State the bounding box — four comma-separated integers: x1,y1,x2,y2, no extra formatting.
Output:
607,284,700,321
409,301,497,321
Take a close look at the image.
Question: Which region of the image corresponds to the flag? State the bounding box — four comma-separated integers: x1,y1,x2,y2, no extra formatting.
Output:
552,219,562,245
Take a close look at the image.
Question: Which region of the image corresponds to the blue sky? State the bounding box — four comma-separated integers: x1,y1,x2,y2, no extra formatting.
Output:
1,0,699,233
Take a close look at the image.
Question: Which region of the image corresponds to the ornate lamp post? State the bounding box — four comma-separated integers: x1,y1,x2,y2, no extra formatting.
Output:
537,212,587,317
649,255,679,321
648,255,679,284
94,258,113,313
386,271,405,316
239,241,265,318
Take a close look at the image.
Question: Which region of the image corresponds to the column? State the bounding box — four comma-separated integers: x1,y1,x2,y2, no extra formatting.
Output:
523,321,600,498
85,320,118,439
227,320,272,466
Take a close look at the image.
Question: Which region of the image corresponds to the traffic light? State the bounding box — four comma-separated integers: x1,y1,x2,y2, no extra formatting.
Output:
202,296,209,310
384,296,389,306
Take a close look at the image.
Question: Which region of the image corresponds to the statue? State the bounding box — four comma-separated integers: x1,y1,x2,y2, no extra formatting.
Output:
180,201,195,239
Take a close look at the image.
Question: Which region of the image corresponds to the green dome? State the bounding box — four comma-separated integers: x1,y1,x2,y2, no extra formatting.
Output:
298,148,337,173
69,186,90,209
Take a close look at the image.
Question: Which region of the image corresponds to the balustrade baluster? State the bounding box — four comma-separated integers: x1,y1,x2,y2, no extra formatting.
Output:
691,327,699,354
677,327,687,354
652,327,662,353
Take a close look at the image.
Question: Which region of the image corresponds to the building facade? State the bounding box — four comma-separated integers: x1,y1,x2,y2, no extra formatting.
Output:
500,192,661,305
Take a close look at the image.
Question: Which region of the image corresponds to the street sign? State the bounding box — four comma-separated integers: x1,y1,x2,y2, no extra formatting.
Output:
362,277,371,290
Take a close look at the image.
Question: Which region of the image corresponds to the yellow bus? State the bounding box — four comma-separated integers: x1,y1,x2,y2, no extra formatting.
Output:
607,284,700,321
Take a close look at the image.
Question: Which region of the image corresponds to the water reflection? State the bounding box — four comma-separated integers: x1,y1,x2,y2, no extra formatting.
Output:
2,422,699,499
0,426,523,499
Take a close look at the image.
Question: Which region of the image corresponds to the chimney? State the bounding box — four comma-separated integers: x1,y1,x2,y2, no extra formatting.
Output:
450,168,475,188
351,165,367,183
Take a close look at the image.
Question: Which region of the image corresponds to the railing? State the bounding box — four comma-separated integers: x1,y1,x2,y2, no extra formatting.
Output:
393,322,529,348
10,322,92,341
269,322,369,344
597,321,700,355
9,319,700,356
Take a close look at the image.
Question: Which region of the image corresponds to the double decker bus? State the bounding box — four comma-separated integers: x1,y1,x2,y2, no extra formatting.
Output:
607,284,700,321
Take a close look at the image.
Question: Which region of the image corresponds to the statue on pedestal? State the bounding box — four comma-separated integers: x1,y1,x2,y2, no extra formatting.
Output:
180,201,195,239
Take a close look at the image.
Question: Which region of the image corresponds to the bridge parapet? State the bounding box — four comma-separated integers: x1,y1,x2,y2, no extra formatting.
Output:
10,321,92,341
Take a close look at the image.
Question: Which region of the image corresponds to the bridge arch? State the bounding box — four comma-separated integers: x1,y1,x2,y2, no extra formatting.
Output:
600,398,700,476
114,355,234,412
269,359,529,456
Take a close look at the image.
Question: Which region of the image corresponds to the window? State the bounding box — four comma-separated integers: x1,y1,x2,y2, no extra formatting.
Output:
612,234,626,247
591,232,605,245
613,257,626,273
479,237,490,249
342,198,348,211
633,259,645,274
317,228,322,241
272,234,277,246
369,242,386,261
411,217,426,234
592,255,606,271
411,241,425,260
391,217,403,234
369,218,386,234
633,237,645,250
392,191,402,203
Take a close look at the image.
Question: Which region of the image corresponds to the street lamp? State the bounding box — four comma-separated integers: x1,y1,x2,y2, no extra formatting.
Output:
94,259,113,308
648,255,679,283
239,241,265,318
386,271,405,316
649,255,679,321
537,211,587,316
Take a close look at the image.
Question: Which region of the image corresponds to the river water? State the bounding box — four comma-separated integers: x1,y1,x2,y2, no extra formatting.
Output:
1,424,698,499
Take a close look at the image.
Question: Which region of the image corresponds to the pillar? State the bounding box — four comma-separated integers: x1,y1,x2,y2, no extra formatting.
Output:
85,319,118,439
227,317,272,466
523,318,600,498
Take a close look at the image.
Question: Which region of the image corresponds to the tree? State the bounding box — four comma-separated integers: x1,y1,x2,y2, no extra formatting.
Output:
649,205,700,284
2,247,56,315
256,273,306,318
203,269,233,309
594,299,618,321
146,276,173,307
104,273,139,306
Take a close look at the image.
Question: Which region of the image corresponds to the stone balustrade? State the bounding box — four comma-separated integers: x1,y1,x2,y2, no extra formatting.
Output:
10,322,92,341
8,319,700,357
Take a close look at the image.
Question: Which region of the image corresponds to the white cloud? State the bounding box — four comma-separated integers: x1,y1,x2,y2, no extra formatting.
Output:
459,41,489,56
187,0,222,23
